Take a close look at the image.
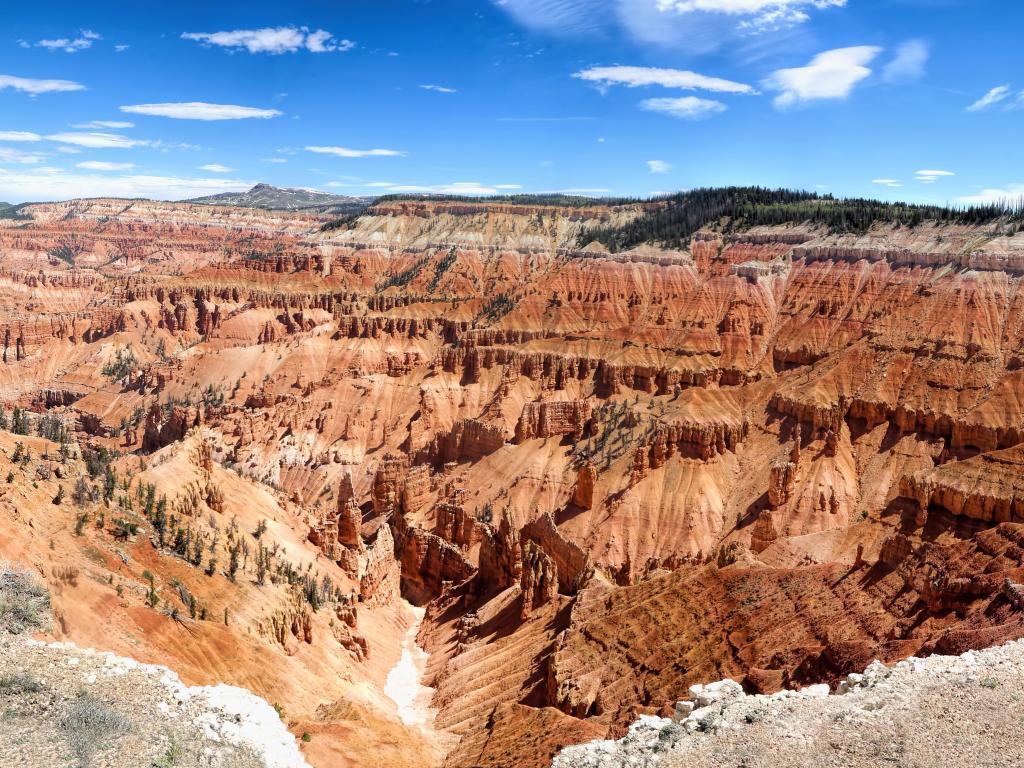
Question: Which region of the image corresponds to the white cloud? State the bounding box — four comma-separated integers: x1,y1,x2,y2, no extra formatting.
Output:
655,0,842,16
967,85,1011,112
115,44,129,52
0,74,85,94
0,167,254,202
647,160,673,173
0,148,44,165
640,96,727,119
371,181,521,195
182,27,354,55
47,132,148,149
915,169,954,184
307,29,352,52
73,120,134,129
198,163,235,173
262,158,288,164
0,131,42,142
957,184,1024,206
871,178,902,188
550,187,611,195
420,84,458,93
656,0,846,33
766,46,881,109
306,146,406,158
34,30,101,53
120,102,282,120
492,0,608,35
76,161,134,171
151,140,202,152
495,0,841,50
883,39,929,83
573,65,755,94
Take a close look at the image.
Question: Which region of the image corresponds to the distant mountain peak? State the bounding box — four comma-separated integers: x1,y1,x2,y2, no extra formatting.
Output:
185,184,374,214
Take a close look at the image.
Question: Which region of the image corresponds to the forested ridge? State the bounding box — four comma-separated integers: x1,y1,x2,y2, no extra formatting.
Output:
373,192,643,208
582,187,1024,251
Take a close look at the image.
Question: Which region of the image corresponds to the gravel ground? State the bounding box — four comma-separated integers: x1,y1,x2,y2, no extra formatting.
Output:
0,560,308,768
0,636,312,768
552,640,1024,768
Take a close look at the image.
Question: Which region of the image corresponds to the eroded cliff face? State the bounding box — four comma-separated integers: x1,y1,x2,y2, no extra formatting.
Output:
3,198,1024,768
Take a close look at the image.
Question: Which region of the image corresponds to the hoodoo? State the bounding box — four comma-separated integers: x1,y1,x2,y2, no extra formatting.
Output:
4,188,1024,767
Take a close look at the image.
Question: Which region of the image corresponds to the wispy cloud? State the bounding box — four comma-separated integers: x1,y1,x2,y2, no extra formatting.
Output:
420,84,457,93
647,160,672,173
0,167,253,202
0,131,42,142
76,161,134,171
306,146,406,158
0,74,85,95
182,27,354,54
363,181,522,195
0,148,45,165
872,178,902,188
28,30,101,53
915,169,954,184
640,96,726,119
966,85,1011,112
491,0,608,36
495,116,596,122
73,120,134,130
47,132,148,149
957,184,1024,206
120,103,282,120
766,46,881,109
494,0,843,48
882,39,929,84
198,163,235,173
574,65,755,94
549,187,611,195
656,0,846,33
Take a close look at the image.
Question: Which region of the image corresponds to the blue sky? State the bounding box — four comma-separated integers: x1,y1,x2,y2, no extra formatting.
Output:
0,0,1021,204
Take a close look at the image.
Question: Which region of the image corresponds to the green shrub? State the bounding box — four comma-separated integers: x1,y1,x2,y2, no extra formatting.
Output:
60,693,132,767
0,671,42,693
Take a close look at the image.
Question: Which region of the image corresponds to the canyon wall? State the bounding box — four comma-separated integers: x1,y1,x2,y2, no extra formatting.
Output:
3,198,1024,768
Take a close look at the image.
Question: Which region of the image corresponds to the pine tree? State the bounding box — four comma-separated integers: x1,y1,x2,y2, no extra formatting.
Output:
73,477,90,508
11,407,28,435
228,541,241,582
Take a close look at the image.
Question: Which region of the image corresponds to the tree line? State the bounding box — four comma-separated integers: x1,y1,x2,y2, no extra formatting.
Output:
581,187,1024,251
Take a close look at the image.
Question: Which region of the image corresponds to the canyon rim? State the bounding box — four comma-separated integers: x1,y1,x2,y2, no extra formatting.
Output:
3,2,1024,767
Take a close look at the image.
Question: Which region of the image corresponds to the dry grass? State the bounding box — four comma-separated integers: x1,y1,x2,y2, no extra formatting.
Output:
0,562,51,634
60,693,132,767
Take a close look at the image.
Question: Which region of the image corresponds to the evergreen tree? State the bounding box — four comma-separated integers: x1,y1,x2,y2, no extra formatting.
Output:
11,407,28,435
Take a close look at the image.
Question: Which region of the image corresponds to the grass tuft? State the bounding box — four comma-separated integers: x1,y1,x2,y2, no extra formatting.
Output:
60,692,132,767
